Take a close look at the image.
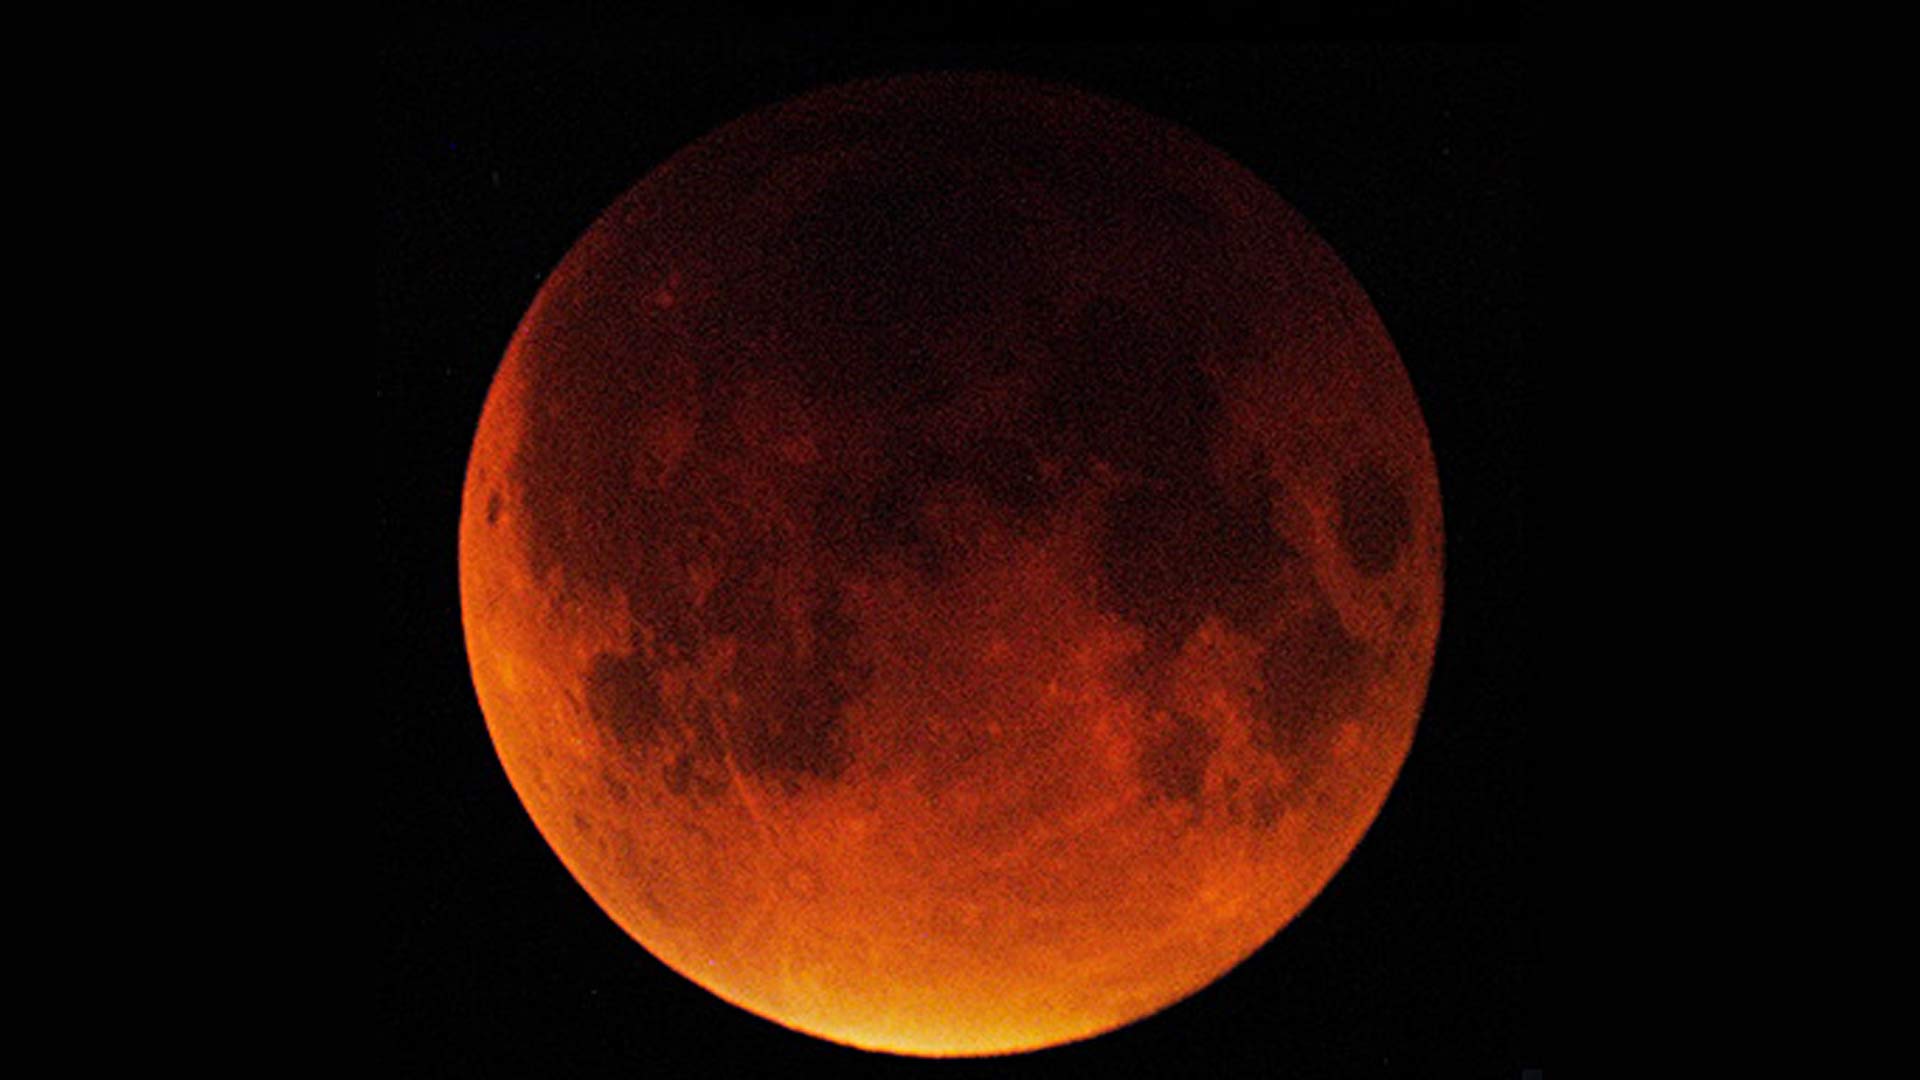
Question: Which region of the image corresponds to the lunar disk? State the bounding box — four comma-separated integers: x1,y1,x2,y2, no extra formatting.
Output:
459,73,1442,1057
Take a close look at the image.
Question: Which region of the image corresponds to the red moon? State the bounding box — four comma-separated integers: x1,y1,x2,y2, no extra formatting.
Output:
459,73,1442,1057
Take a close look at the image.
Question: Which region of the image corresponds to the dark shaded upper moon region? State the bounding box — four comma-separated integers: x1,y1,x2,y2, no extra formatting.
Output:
459,74,1443,1058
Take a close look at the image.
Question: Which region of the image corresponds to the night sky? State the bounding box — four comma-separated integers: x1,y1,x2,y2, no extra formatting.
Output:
378,24,1532,1078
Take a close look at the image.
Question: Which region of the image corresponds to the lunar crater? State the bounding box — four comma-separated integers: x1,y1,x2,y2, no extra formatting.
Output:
1334,461,1414,577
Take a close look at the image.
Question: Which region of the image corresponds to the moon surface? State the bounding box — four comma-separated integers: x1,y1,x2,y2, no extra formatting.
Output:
459,73,1442,1058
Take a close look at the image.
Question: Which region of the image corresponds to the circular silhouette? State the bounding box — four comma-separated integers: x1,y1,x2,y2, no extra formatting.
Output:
459,73,1442,1057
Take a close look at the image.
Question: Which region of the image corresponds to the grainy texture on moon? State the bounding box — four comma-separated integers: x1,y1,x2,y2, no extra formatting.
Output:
458,73,1442,1057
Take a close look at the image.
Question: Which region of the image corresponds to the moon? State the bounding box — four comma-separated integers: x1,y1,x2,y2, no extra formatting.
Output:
458,73,1441,1058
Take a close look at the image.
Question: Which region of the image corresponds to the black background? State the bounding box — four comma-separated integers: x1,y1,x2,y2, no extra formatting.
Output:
378,25,1532,1078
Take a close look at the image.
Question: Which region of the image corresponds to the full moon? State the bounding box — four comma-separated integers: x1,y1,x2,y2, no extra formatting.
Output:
459,73,1441,1057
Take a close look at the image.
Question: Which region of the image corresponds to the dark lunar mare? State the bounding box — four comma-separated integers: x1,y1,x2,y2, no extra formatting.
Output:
507,76,1385,813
